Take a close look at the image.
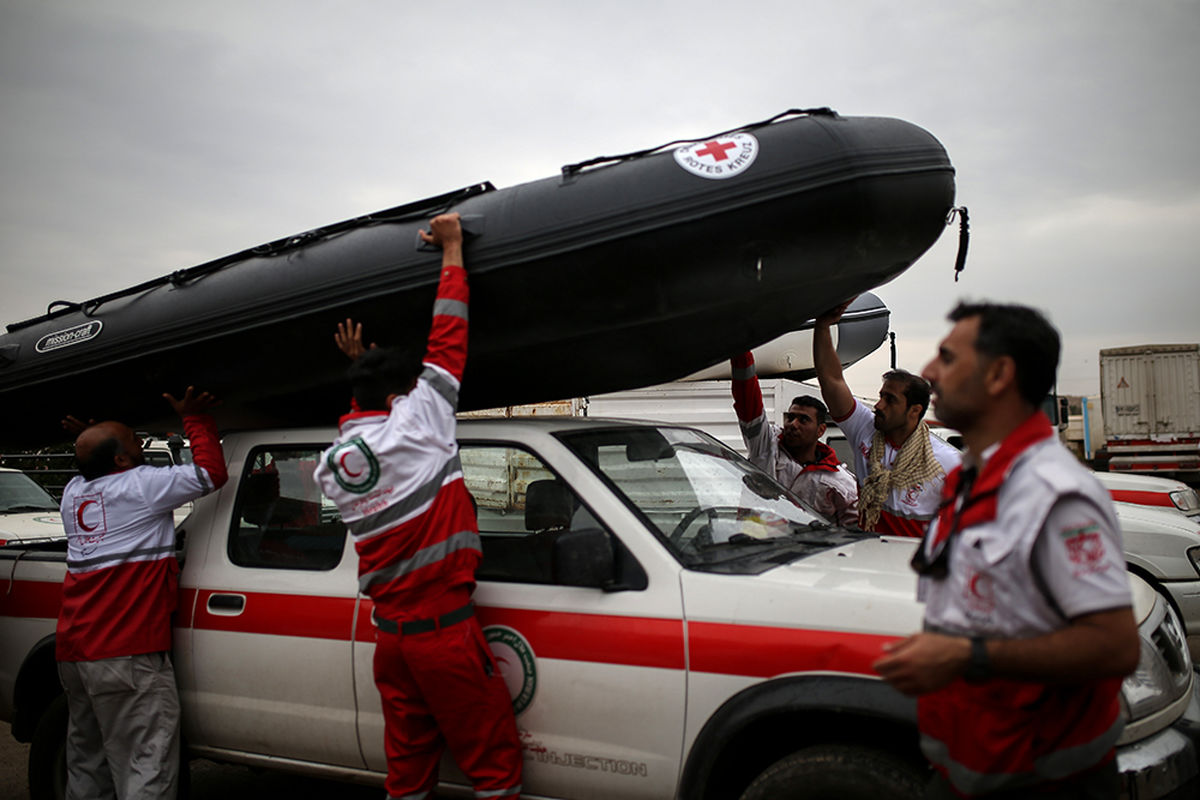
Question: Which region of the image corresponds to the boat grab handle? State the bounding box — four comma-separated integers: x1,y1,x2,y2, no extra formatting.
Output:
415,214,485,251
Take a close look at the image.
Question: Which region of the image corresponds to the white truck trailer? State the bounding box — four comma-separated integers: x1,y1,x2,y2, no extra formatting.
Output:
1099,344,1200,481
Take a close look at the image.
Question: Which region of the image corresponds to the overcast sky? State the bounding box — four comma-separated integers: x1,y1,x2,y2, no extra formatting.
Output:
2,1,1197,399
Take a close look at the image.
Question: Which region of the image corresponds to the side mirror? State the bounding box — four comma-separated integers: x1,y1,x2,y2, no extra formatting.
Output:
553,527,615,588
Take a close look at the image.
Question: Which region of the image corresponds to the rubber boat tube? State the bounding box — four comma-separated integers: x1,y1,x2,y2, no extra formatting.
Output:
0,109,955,446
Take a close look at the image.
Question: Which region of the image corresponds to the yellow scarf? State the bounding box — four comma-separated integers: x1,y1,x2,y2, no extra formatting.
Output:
858,421,945,531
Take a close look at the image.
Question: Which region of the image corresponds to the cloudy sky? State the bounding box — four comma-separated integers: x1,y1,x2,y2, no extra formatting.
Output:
2,1,1197,399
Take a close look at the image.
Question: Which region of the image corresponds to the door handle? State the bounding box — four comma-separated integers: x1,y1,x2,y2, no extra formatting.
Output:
207,593,246,615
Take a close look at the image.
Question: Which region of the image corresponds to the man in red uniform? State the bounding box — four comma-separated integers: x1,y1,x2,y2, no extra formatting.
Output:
729,350,858,526
314,213,522,800
874,302,1139,798
57,387,227,799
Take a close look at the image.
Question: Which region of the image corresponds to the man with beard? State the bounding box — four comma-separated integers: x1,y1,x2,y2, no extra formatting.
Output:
730,350,858,526
813,299,960,536
874,301,1137,798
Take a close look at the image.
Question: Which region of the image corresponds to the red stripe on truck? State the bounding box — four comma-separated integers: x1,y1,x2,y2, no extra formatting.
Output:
1109,489,1174,508
479,606,686,670
7,582,889,678
689,620,895,677
190,589,358,640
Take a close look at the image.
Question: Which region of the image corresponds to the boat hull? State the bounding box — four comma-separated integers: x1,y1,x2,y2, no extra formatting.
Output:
0,112,954,446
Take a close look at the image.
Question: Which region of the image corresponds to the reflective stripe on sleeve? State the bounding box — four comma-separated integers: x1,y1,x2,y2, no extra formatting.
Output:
433,298,469,321
731,363,757,381
421,366,459,409
740,415,765,441
191,462,213,492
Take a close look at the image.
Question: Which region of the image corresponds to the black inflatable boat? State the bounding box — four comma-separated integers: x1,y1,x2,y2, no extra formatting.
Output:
0,108,956,446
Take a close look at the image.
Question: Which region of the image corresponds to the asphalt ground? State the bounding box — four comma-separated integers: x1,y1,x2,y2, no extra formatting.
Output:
1,722,443,799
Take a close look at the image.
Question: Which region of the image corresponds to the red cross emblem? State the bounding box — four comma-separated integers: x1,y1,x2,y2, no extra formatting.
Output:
694,140,738,162
673,132,759,180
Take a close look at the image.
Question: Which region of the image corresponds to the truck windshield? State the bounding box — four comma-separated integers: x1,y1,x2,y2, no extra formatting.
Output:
0,471,59,513
555,425,854,567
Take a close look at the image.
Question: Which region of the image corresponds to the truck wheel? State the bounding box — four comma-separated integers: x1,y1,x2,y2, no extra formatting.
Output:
28,693,68,800
738,744,926,800
26,693,191,800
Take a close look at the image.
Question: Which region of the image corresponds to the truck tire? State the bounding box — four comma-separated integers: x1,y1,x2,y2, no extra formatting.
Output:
738,744,926,800
28,693,67,800
25,692,190,800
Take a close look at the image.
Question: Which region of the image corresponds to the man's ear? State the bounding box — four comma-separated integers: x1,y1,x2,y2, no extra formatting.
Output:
984,355,1017,397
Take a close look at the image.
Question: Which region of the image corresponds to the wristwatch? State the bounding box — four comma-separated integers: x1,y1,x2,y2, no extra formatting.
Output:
964,636,991,684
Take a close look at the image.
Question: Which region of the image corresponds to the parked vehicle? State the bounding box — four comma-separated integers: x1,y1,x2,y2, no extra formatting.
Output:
487,380,1200,664
1098,344,1200,480
0,467,61,547
1091,471,1200,520
2,419,1197,799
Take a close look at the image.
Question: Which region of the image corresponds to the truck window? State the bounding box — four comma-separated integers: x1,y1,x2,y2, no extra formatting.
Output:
228,447,346,571
460,444,609,585
556,425,836,568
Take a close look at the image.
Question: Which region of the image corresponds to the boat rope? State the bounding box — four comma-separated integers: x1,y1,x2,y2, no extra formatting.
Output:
560,107,839,177
947,206,970,282
10,182,497,331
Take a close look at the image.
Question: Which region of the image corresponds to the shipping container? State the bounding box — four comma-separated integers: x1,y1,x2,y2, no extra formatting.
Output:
1099,344,1200,478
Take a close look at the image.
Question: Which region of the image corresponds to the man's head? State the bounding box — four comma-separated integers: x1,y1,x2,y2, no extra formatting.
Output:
349,346,424,411
75,421,144,480
873,369,930,439
781,395,828,457
922,301,1060,432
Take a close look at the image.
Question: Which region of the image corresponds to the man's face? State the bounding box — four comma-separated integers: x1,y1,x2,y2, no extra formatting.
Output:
922,315,989,431
873,380,913,436
782,404,824,453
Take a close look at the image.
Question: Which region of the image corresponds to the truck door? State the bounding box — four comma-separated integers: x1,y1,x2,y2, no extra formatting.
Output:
351,440,687,800
177,440,364,770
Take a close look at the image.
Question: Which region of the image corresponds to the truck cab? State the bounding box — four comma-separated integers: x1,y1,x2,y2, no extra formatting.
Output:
3,419,1198,799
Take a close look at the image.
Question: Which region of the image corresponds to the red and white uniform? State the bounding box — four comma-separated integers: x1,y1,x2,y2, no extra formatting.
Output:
834,399,960,537
314,260,521,800
57,414,227,661
917,411,1131,794
731,353,858,526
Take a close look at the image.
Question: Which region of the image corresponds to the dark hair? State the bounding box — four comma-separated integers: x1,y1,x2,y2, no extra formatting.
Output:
948,301,1060,407
881,369,931,420
77,436,123,481
349,346,425,411
790,395,828,425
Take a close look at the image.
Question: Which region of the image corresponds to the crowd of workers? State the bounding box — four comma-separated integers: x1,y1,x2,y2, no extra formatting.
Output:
52,212,1137,799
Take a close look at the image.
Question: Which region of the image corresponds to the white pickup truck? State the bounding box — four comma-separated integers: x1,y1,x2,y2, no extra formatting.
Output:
2,419,1199,799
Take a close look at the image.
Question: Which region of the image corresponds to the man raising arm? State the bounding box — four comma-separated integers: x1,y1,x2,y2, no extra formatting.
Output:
730,350,858,526
812,300,959,535
314,213,522,800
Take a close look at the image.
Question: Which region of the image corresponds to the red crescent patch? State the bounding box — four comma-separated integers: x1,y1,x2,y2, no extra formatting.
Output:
339,451,363,478
76,500,98,532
